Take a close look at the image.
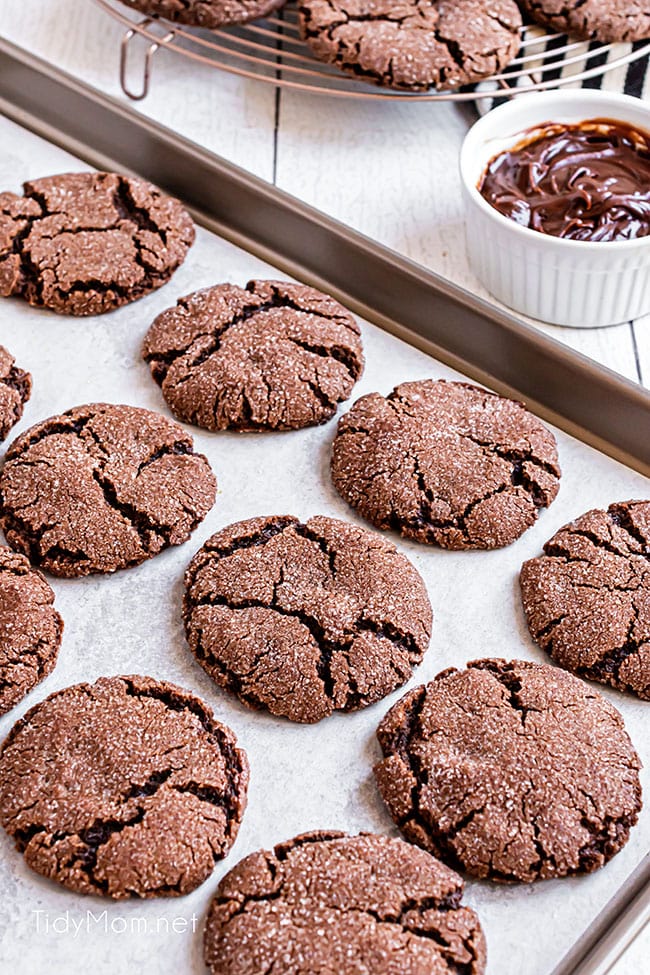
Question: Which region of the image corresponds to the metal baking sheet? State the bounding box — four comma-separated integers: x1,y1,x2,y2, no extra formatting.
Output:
1,40,650,478
0,45,648,975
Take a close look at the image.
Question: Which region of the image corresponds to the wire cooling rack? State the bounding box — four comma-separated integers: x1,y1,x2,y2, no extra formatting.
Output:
93,0,650,101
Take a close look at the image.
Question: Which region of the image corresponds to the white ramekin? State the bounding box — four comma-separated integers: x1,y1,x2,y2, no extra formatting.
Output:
460,90,650,328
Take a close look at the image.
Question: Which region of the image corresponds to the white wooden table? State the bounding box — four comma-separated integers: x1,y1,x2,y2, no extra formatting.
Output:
1,2,648,972
4,0,649,386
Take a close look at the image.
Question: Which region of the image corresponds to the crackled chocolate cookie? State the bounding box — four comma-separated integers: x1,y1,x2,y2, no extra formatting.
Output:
375,659,642,882
521,500,650,700
0,675,249,898
0,548,63,715
331,380,560,550
142,280,364,431
205,831,487,975
299,0,522,92
0,172,194,315
0,403,216,577
123,0,286,27
0,345,31,441
184,514,432,722
519,0,650,43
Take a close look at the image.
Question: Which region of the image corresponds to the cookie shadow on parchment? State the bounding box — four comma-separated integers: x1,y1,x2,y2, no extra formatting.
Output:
165,568,223,697
165,566,268,732
357,724,401,837
509,570,547,667
312,411,352,517
189,903,208,975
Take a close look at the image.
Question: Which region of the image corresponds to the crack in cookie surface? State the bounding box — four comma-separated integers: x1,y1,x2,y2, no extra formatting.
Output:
205,830,487,975
142,279,364,431
331,379,561,550
0,403,217,577
0,172,194,316
183,514,432,722
519,0,650,43
299,0,522,91
0,675,249,898
374,658,642,882
125,0,287,28
520,499,650,699
0,547,63,715
0,345,31,442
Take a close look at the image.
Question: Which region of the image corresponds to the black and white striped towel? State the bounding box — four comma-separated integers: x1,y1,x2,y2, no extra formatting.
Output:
475,27,650,113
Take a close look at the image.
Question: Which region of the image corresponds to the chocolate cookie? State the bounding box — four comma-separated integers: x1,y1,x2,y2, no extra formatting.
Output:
123,0,286,28
520,500,650,700
0,345,31,441
299,0,522,92
0,548,63,715
0,172,194,315
375,658,642,882
0,675,249,898
205,831,487,975
142,280,364,431
331,380,561,550
183,514,432,722
519,0,650,43
0,403,216,577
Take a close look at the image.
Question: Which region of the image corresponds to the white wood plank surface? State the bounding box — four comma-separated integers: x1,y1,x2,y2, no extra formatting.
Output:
2,0,648,385
276,91,644,384
0,3,648,973
632,312,650,385
1,0,277,182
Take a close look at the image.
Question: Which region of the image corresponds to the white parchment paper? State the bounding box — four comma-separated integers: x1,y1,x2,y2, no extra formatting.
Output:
0,116,647,975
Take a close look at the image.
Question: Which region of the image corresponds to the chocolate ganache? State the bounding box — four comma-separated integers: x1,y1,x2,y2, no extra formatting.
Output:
478,119,650,242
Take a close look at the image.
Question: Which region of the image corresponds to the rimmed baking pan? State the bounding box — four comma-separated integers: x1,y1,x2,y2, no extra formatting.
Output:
0,37,648,975
1,40,649,476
